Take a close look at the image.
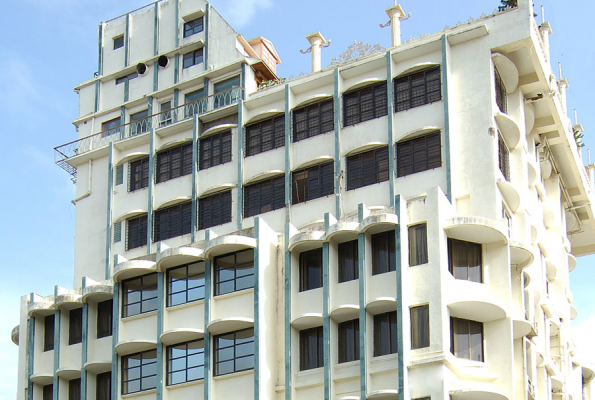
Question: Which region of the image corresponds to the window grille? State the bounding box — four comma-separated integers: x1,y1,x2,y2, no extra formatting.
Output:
113,222,122,243
198,190,232,230
495,68,507,113
245,115,285,157
343,82,387,127
200,131,232,170
126,214,148,250
156,143,193,183
113,36,124,50
346,147,389,190
396,132,441,177
128,157,149,192
292,98,334,142
244,176,285,217
115,164,124,185
394,67,441,112
498,132,510,181
291,161,334,204
153,201,192,242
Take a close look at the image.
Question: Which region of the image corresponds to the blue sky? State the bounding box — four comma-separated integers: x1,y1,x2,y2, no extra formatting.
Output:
0,0,593,398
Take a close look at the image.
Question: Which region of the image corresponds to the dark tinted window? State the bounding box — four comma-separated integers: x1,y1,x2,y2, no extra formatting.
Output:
126,214,148,250
343,82,387,127
396,132,441,177
411,305,430,349
374,312,397,356
299,248,323,292
97,299,113,339
338,240,358,283
128,157,149,192
451,317,484,361
183,48,203,69
245,115,285,156
394,67,441,112
338,319,360,363
346,147,389,190
154,202,192,242
293,98,334,142
448,239,482,283
68,308,82,345
244,176,285,217
96,372,111,400
198,190,232,229
372,230,396,275
156,143,193,183
183,17,204,38
200,131,232,169
299,326,323,370
409,224,428,266
291,162,334,204
44,315,54,352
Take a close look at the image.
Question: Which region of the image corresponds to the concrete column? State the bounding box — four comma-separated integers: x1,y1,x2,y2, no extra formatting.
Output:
306,32,327,73
558,78,568,115
539,22,552,61
386,5,406,47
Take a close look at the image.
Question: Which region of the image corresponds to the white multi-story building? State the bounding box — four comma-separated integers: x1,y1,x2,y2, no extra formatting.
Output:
12,0,595,399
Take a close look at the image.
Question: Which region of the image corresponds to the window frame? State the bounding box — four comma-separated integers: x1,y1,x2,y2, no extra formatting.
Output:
291,161,334,205
130,109,150,136
299,248,323,292
96,372,111,400
338,319,360,363
244,175,285,217
128,157,149,192
44,315,54,352
159,101,172,127
183,17,204,38
214,249,255,296
408,223,428,267
113,35,124,50
153,201,192,242
167,262,206,307
126,214,148,250
394,66,441,112
338,240,359,283
498,132,510,181
343,81,388,127
199,130,232,170
156,142,193,183
396,131,441,177
68,308,82,345
198,190,232,230
43,384,53,400
372,230,396,275
101,117,122,137
121,349,157,395
373,311,397,357
213,76,241,109
245,115,285,157
97,299,113,339
495,68,507,113
346,147,389,190
410,305,430,350
213,328,255,376
68,378,81,400
121,273,158,318
292,98,334,142
184,87,207,118
299,326,324,370
182,48,204,69
166,339,205,385
447,238,483,283
450,317,484,362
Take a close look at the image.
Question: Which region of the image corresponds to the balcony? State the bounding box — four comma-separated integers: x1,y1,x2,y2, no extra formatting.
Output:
55,86,243,182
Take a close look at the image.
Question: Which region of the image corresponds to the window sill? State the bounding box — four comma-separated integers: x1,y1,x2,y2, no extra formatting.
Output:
213,287,254,301
166,378,204,390
212,369,254,380
122,388,156,398
121,310,157,322
166,299,205,312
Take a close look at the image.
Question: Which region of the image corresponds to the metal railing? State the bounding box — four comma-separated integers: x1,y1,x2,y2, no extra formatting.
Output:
55,86,242,182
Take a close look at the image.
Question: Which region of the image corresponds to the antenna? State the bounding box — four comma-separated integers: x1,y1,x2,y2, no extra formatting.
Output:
541,5,545,24
558,62,562,79
574,109,578,126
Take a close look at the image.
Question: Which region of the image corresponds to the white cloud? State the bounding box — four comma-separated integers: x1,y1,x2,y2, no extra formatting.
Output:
572,317,595,366
214,0,273,29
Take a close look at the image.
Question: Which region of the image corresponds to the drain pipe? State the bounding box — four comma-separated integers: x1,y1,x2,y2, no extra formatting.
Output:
71,160,93,205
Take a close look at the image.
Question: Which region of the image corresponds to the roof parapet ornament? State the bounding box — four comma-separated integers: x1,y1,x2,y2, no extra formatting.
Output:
380,1,410,47
300,32,330,73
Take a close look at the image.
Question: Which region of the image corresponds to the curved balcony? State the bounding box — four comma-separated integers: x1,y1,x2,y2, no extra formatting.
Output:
535,350,545,367
113,260,157,283
510,241,534,269
325,220,359,243
11,325,19,346
160,328,204,346
365,297,397,315
28,298,55,318
205,234,256,259
289,229,325,253
54,292,82,310
358,212,398,235
570,304,578,320
450,389,508,400
84,360,112,374
115,339,157,356
447,278,506,323
207,317,254,335
291,313,323,330
337,397,359,400
568,253,577,272
56,367,81,380
583,365,595,383
527,158,538,187
549,318,560,336
551,375,563,391
542,201,555,229
330,304,359,323
492,53,519,94
524,102,535,134
495,112,521,150
545,259,558,281
513,319,536,339
444,216,508,245
366,389,399,400
30,374,53,385
157,246,204,271
497,179,521,212
82,282,113,303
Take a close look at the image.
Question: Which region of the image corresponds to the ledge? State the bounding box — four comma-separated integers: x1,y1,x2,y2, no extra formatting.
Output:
324,221,360,242
568,253,577,272
11,325,19,346
366,389,399,400
56,367,81,380
492,53,519,94
160,328,204,345
497,179,521,212
30,374,53,385
447,278,506,323
115,339,157,356
113,260,157,282
291,313,323,330
82,283,114,303
205,234,256,258
495,112,521,149
450,389,508,400
358,213,398,234
207,317,254,335
444,216,508,245
156,246,204,271
84,360,112,374
512,318,537,339
510,241,534,270
28,300,55,318
329,305,359,323
365,297,397,315
54,293,82,310
288,230,325,252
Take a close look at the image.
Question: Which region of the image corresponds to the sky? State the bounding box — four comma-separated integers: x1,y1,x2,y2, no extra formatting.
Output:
0,0,594,398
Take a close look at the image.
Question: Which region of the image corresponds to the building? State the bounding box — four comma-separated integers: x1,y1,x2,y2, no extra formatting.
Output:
11,0,595,399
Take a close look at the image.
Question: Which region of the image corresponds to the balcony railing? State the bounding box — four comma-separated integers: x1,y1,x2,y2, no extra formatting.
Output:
55,86,243,182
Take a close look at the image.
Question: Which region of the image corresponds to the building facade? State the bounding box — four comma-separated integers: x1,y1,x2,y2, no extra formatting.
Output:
12,0,595,399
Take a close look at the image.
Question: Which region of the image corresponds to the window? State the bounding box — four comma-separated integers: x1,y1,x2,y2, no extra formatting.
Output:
411,305,430,349
113,221,122,243
183,48,204,69
126,214,148,250
450,317,484,361
199,190,232,229
292,98,334,142
97,299,113,339
299,248,323,292
292,162,333,204
115,165,124,186
495,68,507,113
122,274,158,318
343,82,387,127
156,143,193,183
338,319,359,363
374,312,397,356
113,35,124,50
338,240,358,283
185,88,207,118
372,230,396,275
44,315,54,352
153,201,192,242
167,262,205,307
115,72,138,85
346,147,389,190
214,328,254,376
122,350,157,394
498,132,510,181
244,176,285,217
68,308,82,345
96,372,111,400
213,76,240,109
128,157,149,192
448,239,482,283
159,101,172,126
214,249,254,296
183,17,204,38
245,115,285,157
396,132,441,177
69,379,81,400
299,326,323,370
200,131,232,169
409,224,428,266
130,109,150,136
167,339,204,385
101,117,121,137
394,67,441,112
43,384,53,400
